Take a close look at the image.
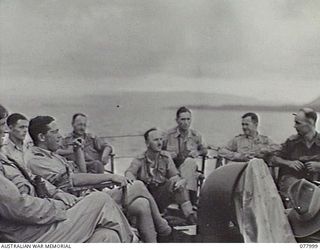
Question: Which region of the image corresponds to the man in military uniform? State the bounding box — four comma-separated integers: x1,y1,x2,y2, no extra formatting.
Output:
272,108,320,202
126,128,197,224
218,112,277,162
57,113,112,173
0,104,135,243
163,107,207,205
270,108,320,242
27,116,171,243
1,113,31,167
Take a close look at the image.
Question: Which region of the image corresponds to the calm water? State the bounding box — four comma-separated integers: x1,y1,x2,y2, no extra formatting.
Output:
5,93,304,175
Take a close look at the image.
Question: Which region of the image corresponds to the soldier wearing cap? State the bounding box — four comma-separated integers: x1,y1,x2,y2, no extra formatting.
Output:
126,128,197,224
218,112,278,162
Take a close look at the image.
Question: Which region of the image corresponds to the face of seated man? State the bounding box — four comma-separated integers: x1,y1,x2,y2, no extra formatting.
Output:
241,116,258,136
176,112,191,132
294,111,314,136
73,115,87,137
10,119,29,143
146,130,163,153
39,121,63,152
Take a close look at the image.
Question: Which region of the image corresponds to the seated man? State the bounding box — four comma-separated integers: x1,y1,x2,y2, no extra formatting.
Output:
217,112,278,162
57,113,112,173
27,116,171,243
0,104,134,243
126,127,197,224
163,107,207,205
272,108,320,207
1,113,31,167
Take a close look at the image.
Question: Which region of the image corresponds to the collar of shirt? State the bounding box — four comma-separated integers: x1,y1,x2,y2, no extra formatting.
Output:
145,151,158,165
174,127,192,139
4,137,26,152
243,131,260,139
292,132,320,147
71,131,91,140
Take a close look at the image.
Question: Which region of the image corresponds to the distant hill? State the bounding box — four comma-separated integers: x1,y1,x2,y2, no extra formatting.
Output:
307,97,320,110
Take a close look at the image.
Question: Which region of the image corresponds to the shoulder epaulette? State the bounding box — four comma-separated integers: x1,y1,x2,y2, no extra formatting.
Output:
167,127,179,134
136,153,146,160
86,133,95,139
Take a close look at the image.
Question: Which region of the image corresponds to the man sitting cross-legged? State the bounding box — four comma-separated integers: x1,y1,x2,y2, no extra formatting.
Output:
27,116,171,243
0,104,135,243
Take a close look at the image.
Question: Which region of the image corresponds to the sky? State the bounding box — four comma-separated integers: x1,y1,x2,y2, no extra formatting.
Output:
1,0,320,104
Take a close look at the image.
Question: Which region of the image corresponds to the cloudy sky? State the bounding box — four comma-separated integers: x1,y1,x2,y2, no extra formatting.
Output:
1,0,320,104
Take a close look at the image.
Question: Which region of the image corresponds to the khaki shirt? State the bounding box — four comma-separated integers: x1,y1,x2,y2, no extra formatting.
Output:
28,146,75,191
62,132,112,162
1,137,31,168
125,150,179,186
219,133,277,161
0,152,67,242
276,132,320,196
164,127,207,160
0,152,60,197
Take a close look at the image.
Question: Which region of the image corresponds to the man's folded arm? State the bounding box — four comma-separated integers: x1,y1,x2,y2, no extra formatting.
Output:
0,174,67,225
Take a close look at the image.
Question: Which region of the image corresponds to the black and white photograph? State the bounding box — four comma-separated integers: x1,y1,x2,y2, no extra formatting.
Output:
1,0,320,245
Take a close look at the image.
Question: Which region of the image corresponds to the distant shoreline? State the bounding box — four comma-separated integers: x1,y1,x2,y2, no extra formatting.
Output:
167,104,319,112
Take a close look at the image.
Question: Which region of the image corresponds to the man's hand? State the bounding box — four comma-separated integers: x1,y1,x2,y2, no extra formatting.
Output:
112,174,128,187
287,160,304,172
54,192,79,208
73,138,84,151
197,173,205,181
243,153,255,161
305,161,320,173
188,151,199,158
174,179,186,191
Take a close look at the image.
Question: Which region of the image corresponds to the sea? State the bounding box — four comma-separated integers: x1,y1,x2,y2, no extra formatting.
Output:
3,92,305,176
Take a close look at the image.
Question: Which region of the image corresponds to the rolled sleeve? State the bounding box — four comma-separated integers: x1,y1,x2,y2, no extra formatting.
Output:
125,158,141,179
274,140,290,159
218,138,241,161
94,136,113,153
166,155,179,179
198,134,208,155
